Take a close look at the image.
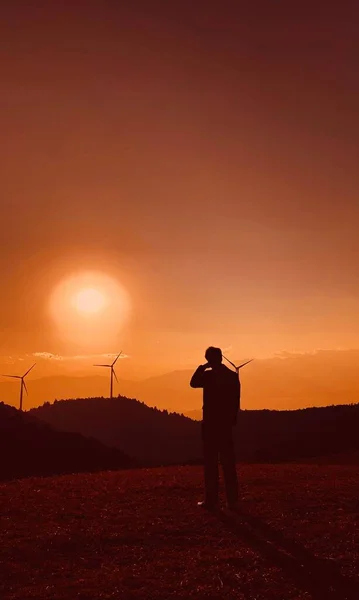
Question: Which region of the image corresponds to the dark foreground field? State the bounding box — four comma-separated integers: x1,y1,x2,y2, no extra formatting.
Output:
1,465,359,600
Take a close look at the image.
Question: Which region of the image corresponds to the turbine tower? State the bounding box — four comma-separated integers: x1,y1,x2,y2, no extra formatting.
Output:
94,352,122,399
1,363,36,411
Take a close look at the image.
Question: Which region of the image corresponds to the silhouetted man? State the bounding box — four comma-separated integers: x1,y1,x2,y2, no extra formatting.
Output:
190,347,240,510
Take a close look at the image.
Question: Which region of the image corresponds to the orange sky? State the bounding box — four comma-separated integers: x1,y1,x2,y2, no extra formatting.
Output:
1,1,359,385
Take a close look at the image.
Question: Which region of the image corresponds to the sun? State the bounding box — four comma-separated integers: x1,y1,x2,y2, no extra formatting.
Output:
49,271,131,347
73,287,107,315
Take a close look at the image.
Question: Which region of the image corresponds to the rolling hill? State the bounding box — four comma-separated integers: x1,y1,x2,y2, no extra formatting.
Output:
0,402,133,481
30,396,359,465
30,396,202,465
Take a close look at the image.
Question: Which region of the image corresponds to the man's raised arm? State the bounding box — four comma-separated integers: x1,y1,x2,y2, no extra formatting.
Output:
190,364,208,388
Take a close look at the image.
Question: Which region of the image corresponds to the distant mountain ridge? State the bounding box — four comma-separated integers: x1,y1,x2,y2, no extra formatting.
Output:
2,349,359,412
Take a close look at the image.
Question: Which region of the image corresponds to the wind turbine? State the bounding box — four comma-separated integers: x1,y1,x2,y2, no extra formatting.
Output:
1,363,36,411
94,352,122,399
223,356,253,412
223,356,254,374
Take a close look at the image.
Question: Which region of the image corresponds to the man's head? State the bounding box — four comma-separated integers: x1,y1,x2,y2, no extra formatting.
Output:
205,346,223,366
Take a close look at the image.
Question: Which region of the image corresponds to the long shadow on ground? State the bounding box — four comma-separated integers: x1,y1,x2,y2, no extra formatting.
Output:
216,509,358,600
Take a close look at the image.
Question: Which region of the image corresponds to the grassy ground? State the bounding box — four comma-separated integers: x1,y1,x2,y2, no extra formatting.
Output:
1,465,359,599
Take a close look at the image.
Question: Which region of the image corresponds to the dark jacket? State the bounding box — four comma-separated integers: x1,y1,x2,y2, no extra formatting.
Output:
190,364,240,426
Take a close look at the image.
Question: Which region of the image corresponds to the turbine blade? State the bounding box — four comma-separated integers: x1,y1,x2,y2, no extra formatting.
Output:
23,363,36,378
112,351,122,367
0,374,21,379
237,359,254,370
93,364,111,367
222,355,237,369
23,380,29,395
113,368,119,383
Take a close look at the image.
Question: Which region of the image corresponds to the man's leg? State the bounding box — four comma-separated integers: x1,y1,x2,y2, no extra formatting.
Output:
219,427,238,507
201,424,219,507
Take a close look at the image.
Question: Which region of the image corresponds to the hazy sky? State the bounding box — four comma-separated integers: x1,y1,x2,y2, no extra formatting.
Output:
1,1,359,375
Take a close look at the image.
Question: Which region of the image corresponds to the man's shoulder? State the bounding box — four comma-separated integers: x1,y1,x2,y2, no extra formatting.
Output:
222,364,236,376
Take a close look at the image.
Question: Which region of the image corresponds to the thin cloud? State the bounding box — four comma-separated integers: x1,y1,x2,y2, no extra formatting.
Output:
222,345,233,354
31,352,129,361
71,353,130,361
274,349,324,359
32,352,64,361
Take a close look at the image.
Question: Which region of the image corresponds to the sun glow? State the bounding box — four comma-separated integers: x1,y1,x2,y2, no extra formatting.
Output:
73,287,107,315
50,272,131,347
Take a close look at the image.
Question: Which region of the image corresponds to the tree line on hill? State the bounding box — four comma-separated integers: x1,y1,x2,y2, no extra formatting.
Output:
31,396,359,465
